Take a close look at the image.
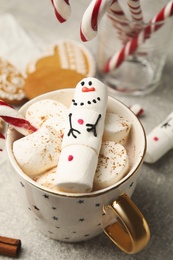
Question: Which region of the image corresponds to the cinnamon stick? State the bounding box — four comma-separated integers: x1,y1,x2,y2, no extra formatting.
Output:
0,236,21,257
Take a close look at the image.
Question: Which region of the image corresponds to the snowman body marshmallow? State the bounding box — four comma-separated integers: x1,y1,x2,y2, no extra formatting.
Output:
55,77,108,193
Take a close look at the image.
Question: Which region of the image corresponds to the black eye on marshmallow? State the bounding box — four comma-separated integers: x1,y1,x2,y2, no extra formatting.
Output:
88,81,92,86
81,81,85,86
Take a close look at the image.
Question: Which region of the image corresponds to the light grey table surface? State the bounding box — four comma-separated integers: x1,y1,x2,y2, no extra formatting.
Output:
0,1,173,259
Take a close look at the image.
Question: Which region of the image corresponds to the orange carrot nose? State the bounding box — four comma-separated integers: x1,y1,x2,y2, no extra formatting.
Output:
82,87,95,92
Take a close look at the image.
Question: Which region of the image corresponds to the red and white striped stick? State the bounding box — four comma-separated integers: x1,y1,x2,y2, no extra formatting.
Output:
51,0,131,42
127,0,143,22
107,0,134,42
130,104,144,117
80,0,115,42
0,100,37,136
109,0,129,21
104,0,173,73
51,0,71,23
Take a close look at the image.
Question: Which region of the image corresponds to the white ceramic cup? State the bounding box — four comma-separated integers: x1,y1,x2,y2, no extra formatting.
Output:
6,89,150,254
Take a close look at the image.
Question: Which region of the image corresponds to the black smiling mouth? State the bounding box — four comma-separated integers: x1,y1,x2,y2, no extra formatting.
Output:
72,97,101,106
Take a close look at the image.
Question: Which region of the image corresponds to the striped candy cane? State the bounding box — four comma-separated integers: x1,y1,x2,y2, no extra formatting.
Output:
80,0,115,42
0,100,37,136
104,0,173,72
127,0,143,22
51,0,71,23
107,0,138,43
130,104,144,117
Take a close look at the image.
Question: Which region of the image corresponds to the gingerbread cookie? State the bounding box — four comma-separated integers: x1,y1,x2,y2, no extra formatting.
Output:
0,58,27,105
24,40,96,99
24,67,86,99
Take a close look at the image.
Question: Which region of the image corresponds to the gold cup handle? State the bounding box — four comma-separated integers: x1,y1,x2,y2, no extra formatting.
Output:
104,193,150,254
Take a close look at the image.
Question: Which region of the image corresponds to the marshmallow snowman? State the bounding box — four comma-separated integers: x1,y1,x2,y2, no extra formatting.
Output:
144,111,173,163
55,77,108,193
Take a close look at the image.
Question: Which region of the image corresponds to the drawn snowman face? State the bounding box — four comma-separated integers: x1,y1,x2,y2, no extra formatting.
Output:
71,77,107,112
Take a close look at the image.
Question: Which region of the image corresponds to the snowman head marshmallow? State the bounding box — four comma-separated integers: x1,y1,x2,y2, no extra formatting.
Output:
71,77,108,113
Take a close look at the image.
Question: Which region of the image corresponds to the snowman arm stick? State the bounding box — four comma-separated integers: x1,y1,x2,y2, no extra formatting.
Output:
161,118,172,128
67,113,81,138
86,114,101,137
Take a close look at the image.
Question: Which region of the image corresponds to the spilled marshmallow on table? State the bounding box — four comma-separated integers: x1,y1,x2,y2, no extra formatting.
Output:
144,111,173,163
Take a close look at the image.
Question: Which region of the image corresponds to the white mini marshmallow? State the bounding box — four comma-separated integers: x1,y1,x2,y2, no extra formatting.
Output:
35,167,58,191
42,117,65,138
55,145,98,193
25,99,67,128
103,113,131,144
94,141,129,190
144,112,173,163
13,125,63,178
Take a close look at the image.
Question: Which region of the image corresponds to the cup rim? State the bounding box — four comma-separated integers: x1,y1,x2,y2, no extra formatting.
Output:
6,89,146,198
